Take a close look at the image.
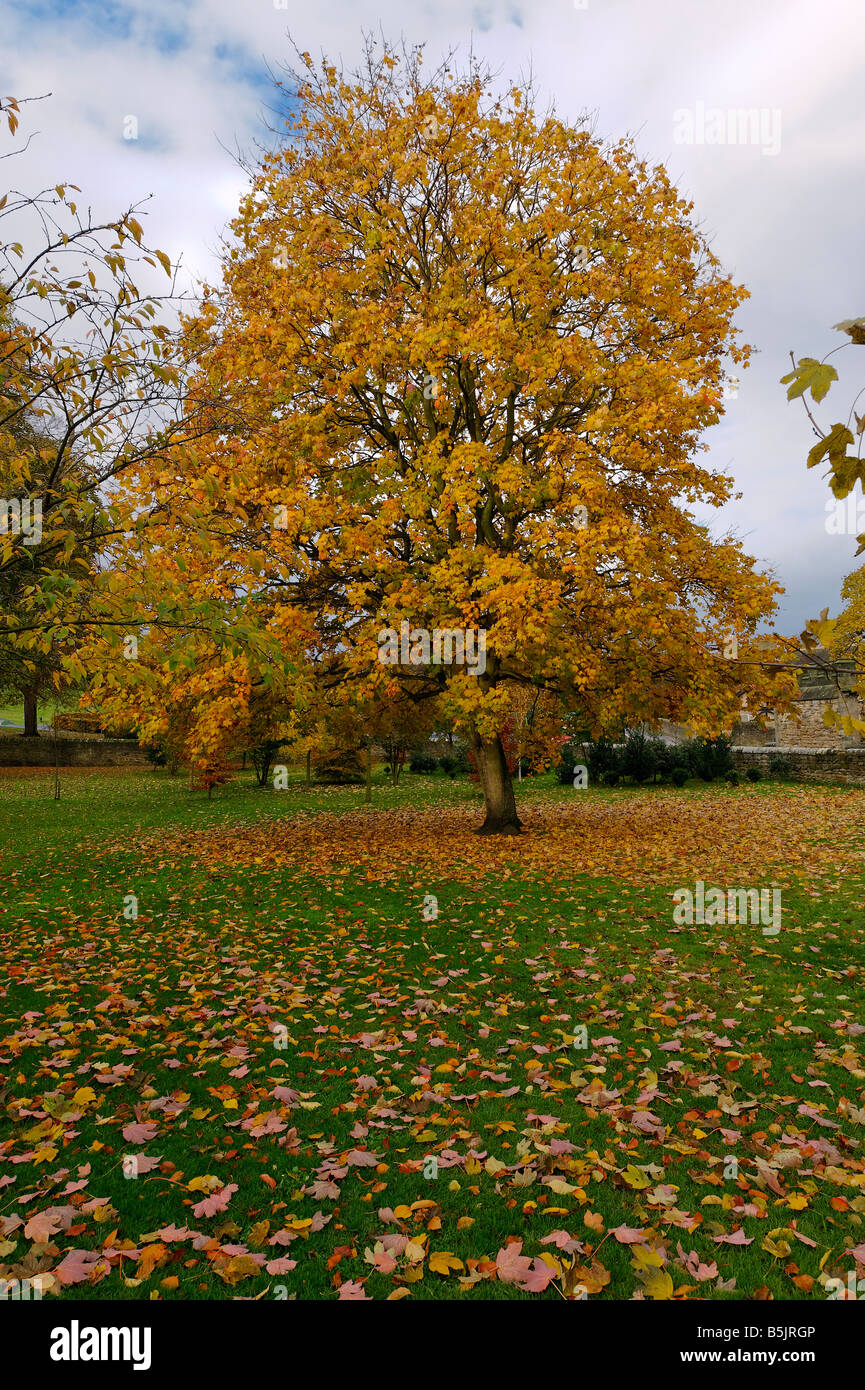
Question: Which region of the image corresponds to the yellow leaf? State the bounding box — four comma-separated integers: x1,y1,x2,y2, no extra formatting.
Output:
188,1174,220,1193
631,1245,665,1274
429,1251,464,1275
761,1231,792,1258
32,1145,59,1165
621,1165,652,1189
640,1266,675,1300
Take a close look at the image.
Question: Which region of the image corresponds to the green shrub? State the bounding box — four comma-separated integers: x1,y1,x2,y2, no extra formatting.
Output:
725,769,740,786
315,748,365,784
651,740,679,782
670,765,689,787
600,769,620,787
768,754,792,780
746,766,762,782
586,737,622,783
622,728,656,784
450,742,470,774
555,744,578,785
683,735,733,782
409,751,438,774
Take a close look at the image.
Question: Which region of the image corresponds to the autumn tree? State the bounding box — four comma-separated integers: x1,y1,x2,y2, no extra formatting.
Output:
85,611,307,789
128,44,796,832
0,94,220,710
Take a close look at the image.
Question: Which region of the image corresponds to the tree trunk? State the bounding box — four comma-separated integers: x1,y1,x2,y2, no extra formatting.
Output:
306,749,311,786
471,730,522,835
390,744,404,787
23,686,38,737
365,739,372,804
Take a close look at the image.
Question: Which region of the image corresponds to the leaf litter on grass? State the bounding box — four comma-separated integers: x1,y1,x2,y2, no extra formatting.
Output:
1,785,864,1300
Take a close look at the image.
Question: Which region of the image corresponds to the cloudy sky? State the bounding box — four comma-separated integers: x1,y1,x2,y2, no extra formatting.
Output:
2,0,862,633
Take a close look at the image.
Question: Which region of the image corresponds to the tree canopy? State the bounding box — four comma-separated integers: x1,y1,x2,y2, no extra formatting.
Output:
86,45,799,829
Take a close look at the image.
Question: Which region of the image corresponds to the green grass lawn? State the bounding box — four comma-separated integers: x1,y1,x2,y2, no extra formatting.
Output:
0,698,59,727
1,766,863,1301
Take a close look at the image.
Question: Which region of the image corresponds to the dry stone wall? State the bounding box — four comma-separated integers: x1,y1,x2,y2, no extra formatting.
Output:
732,745,865,784
0,735,147,767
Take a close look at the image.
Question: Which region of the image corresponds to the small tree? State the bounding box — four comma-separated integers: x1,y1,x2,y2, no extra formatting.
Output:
190,762,233,800
312,705,366,785
250,739,285,788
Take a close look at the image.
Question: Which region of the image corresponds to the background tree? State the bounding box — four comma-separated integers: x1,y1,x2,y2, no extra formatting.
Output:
0,361,96,732
0,95,215,697
373,696,435,786
507,684,565,778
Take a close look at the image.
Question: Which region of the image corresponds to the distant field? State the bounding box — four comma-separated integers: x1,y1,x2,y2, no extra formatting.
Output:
0,698,58,727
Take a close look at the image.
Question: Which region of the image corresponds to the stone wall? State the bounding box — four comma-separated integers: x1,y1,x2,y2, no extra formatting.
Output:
731,745,865,785
733,693,864,750
0,734,148,767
